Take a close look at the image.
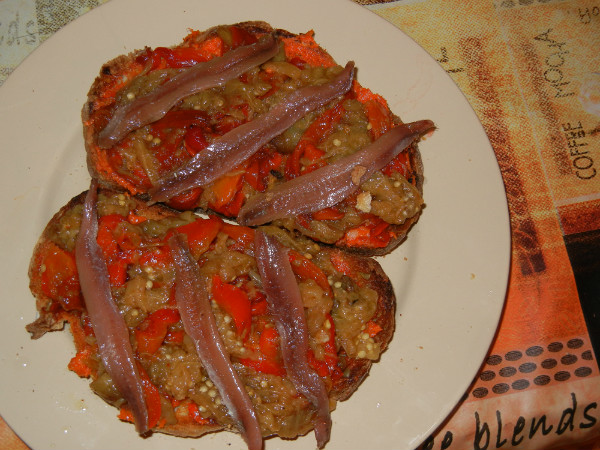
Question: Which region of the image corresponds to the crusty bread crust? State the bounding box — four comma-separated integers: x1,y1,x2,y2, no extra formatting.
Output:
81,21,425,257
329,252,396,401
27,187,396,439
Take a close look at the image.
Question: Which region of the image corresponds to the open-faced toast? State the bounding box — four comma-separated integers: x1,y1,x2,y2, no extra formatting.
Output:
82,21,433,256
27,187,395,447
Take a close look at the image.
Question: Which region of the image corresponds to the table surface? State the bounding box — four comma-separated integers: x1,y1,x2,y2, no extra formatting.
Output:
1,0,599,449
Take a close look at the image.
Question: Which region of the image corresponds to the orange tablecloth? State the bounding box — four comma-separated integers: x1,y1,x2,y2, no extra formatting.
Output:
1,0,599,449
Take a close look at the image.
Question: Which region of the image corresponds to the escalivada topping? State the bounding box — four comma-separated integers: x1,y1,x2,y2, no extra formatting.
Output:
147,61,355,204
74,180,149,434
254,230,332,448
168,233,263,450
238,119,435,226
97,34,279,148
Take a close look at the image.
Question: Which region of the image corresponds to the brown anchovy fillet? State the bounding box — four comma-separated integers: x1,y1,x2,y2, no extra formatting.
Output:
238,119,435,226
168,233,263,450
75,179,149,434
147,61,355,204
254,230,331,449
97,34,279,148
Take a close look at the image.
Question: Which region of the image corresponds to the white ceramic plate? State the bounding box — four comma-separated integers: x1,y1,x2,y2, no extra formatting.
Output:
0,0,510,449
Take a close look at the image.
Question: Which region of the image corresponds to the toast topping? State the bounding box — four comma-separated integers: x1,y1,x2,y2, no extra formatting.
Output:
169,233,262,450
97,34,279,148
237,120,434,226
255,231,331,448
82,24,432,253
147,61,355,204
75,181,149,434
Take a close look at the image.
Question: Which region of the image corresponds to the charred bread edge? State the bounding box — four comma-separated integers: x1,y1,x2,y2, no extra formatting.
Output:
27,187,396,437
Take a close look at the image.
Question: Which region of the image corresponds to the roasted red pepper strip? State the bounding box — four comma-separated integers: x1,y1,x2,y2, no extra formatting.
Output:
96,214,132,287
166,187,203,211
209,172,244,213
238,357,286,376
227,25,258,49
139,244,172,268
66,316,96,377
238,325,286,376
117,406,135,424
244,159,262,191
303,142,326,162
138,364,162,429
288,250,332,296
118,364,162,429
244,150,283,192
127,211,147,225
164,329,185,344
322,314,342,380
184,127,210,156
285,103,345,180
340,215,392,249
363,99,392,139
135,308,181,355
165,216,222,257
259,326,280,360
250,293,268,316
106,259,128,287
148,36,224,70
211,275,252,338
208,170,247,217
40,243,82,311
221,222,255,250
382,151,411,177
312,207,344,221
152,109,210,132
222,189,247,217
371,219,390,239
96,214,125,257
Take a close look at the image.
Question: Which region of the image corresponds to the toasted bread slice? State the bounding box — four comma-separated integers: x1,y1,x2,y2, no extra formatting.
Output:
82,21,426,256
27,188,395,442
